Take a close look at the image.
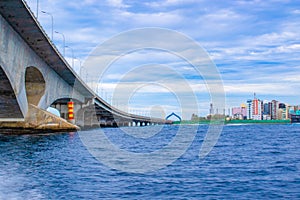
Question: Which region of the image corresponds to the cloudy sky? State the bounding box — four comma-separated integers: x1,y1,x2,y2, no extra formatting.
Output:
26,0,300,119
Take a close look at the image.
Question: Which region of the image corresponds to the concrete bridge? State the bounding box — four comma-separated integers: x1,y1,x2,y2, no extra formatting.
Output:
0,0,171,131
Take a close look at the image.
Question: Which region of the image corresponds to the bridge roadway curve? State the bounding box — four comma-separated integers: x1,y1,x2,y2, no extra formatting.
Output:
0,0,171,129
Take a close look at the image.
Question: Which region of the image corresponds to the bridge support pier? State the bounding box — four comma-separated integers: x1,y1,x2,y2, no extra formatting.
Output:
0,104,79,132
77,100,100,128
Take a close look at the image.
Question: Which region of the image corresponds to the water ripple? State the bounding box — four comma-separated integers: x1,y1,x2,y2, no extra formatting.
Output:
0,124,299,199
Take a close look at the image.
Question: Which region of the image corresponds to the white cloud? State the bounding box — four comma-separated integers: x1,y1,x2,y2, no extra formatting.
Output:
200,9,244,22
145,0,198,8
245,32,298,46
274,44,300,53
114,10,183,27
106,0,128,8
23,0,300,116
224,83,297,95
292,10,300,15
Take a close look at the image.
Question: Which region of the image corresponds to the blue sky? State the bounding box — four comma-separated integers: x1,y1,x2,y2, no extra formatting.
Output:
26,0,300,119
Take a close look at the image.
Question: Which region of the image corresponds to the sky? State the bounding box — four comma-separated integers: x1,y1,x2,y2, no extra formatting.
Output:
25,0,300,119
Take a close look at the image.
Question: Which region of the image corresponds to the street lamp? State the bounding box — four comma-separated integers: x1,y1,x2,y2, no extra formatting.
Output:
55,31,65,56
77,58,82,69
36,0,39,19
75,58,82,74
65,45,74,69
80,66,88,82
96,82,99,94
80,65,85,79
41,11,53,41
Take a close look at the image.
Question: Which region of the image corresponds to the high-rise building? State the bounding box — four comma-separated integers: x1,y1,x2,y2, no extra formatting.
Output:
271,100,279,120
262,100,271,120
247,99,252,119
252,98,262,120
263,102,270,115
209,103,214,115
278,103,287,119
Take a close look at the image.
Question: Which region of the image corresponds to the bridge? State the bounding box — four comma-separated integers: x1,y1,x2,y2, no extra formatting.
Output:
0,0,171,131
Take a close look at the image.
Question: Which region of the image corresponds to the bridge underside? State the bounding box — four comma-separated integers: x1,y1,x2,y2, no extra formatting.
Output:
0,66,24,121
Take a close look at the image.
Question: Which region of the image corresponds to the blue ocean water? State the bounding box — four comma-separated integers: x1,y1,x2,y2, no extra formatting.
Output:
0,124,299,199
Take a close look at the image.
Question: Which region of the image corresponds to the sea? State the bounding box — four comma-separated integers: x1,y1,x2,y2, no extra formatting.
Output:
0,124,299,199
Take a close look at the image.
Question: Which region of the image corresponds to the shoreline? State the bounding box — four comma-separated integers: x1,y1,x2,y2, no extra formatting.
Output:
173,119,291,125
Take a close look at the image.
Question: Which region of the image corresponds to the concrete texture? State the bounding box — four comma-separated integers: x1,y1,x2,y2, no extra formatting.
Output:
0,104,79,131
0,66,24,120
0,11,88,120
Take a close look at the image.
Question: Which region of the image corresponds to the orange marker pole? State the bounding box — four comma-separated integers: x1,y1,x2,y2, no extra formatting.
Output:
68,101,74,120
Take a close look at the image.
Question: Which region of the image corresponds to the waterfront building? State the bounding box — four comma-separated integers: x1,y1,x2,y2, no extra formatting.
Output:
278,109,283,120
246,94,263,120
232,104,247,119
289,106,300,122
247,99,252,119
287,106,291,118
191,113,199,121
278,103,287,119
268,102,272,115
263,101,269,115
252,97,262,120
271,100,279,120
262,101,271,119
241,96,293,121
209,103,214,115
288,105,297,119
263,114,271,120
263,103,268,114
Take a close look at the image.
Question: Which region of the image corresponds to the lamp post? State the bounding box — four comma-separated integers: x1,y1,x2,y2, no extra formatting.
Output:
77,58,82,70
101,88,104,98
41,11,53,41
75,58,82,74
65,46,74,69
80,66,88,83
55,31,65,56
80,65,85,79
96,82,99,94
36,0,39,19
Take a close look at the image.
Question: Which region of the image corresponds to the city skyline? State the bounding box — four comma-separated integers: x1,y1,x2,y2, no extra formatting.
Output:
212,93,296,120
25,0,300,119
